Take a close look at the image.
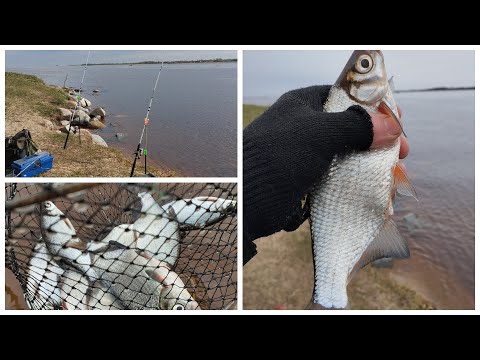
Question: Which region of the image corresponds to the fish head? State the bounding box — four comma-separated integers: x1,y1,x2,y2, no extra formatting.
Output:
146,268,201,310
337,50,387,104
337,50,401,131
42,201,62,216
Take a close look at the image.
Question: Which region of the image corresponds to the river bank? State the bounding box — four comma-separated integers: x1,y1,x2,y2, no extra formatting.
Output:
5,72,177,177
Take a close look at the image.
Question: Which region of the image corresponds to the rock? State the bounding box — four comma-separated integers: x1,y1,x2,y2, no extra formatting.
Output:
76,106,90,113
75,129,92,141
89,119,106,129
60,120,70,126
59,126,76,134
58,107,72,120
80,98,92,108
93,89,100,93
66,100,77,108
91,134,108,147
115,133,127,140
90,107,106,118
56,130,62,134
72,109,90,126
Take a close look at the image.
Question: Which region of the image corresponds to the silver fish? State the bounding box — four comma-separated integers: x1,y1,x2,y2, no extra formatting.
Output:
141,251,201,310
132,192,180,267
25,242,64,309
162,196,237,229
308,50,417,309
59,270,124,310
40,201,97,283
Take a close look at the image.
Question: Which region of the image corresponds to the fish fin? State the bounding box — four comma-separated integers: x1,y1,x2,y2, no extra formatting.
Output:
145,269,166,283
66,237,86,251
388,76,396,92
394,164,418,200
108,240,129,250
167,206,178,221
354,219,410,274
379,101,406,138
64,217,76,233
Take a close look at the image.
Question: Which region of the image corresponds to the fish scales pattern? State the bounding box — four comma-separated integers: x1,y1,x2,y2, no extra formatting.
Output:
310,79,401,308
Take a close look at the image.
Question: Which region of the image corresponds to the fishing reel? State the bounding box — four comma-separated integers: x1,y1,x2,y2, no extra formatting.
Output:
133,147,148,160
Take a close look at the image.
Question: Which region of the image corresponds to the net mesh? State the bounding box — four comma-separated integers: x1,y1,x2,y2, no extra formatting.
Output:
5,183,237,310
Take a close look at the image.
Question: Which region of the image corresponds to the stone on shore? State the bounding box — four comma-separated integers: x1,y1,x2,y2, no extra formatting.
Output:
60,120,70,126
91,134,108,147
115,133,127,140
72,109,90,126
80,98,92,108
90,107,106,118
59,126,76,134
89,118,106,129
58,107,72,120
76,106,90,113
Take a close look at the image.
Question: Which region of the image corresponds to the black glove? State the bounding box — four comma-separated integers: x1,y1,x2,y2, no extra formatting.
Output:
243,85,373,264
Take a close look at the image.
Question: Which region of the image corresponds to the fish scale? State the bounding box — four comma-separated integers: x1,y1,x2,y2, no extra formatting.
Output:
309,83,401,309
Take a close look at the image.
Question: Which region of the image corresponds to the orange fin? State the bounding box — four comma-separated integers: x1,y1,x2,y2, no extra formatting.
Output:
66,237,86,250
394,164,418,200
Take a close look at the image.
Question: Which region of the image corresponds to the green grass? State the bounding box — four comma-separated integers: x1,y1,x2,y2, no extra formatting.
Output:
243,104,267,128
6,72,69,117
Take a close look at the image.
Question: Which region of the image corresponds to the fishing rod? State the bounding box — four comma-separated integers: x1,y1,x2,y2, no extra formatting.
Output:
130,62,164,177
63,50,91,149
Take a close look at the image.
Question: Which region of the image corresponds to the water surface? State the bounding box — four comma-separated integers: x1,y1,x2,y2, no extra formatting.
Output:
7,63,237,177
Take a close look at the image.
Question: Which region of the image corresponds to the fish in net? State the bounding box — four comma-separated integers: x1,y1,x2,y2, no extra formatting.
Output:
5,183,237,310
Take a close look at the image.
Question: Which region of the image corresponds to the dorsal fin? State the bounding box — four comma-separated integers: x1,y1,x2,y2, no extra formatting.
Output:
350,219,410,280
388,76,396,92
394,164,418,200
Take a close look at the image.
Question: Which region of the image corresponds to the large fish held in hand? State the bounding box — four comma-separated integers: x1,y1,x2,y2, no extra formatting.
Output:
308,50,417,309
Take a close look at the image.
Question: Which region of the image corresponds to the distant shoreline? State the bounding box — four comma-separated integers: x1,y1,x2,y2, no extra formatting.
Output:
77,58,237,66
395,86,474,93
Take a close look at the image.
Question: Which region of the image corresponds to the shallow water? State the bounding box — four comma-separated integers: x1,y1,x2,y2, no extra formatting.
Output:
390,90,475,309
247,90,475,310
7,63,237,177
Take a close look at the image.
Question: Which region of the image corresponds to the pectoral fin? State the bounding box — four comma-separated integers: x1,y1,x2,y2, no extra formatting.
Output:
394,164,418,200
66,237,86,251
353,219,410,276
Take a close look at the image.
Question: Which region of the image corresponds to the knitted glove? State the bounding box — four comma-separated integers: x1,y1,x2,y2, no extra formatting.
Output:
243,85,373,264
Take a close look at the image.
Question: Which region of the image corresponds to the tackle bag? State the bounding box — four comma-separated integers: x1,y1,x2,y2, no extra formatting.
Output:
5,129,39,168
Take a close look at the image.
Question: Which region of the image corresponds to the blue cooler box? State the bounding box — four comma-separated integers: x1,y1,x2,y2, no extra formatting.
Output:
12,152,54,177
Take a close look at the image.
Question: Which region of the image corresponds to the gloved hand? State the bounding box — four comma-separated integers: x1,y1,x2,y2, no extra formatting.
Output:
243,85,406,264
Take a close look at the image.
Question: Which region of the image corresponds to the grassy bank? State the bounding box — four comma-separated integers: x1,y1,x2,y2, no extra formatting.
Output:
243,104,434,310
5,72,177,177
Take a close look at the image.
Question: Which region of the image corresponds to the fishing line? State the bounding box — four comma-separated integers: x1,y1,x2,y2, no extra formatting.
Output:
130,62,164,177
63,50,91,149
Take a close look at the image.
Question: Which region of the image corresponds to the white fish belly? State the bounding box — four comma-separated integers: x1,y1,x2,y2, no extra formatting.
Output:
310,86,399,308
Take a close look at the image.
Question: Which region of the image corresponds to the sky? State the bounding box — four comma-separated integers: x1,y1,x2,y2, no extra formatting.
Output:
5,50,237,67
244,50,475,99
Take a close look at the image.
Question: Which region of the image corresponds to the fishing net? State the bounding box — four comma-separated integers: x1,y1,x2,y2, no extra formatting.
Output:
5,183,237,310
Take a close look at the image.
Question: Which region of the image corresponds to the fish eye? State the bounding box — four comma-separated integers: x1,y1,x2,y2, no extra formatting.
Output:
355,55,373,74
173,304,185,310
